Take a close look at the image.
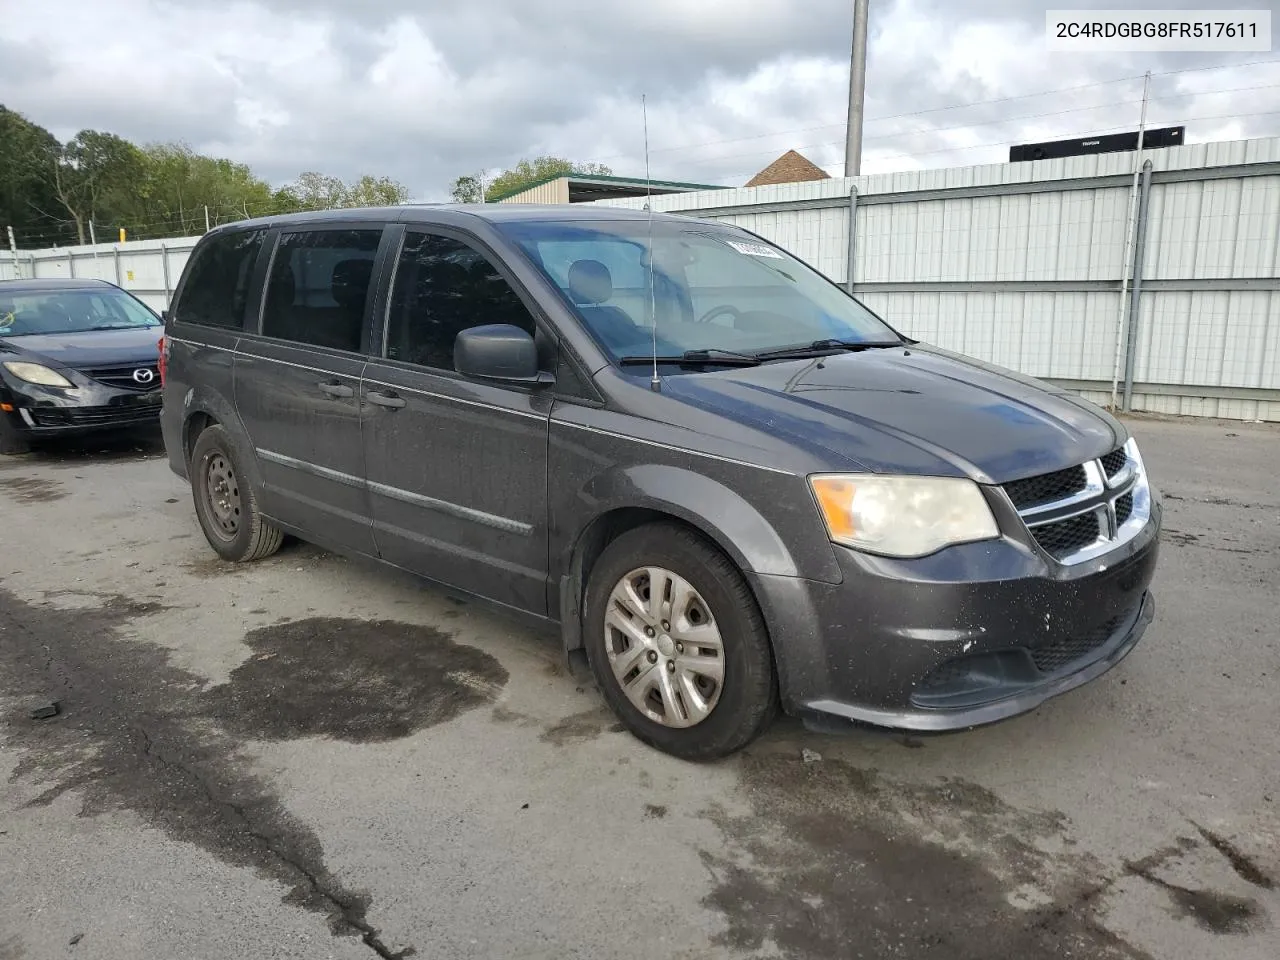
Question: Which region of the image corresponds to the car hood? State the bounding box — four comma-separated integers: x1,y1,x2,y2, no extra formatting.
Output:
0,327,163,369
658,344,1126,483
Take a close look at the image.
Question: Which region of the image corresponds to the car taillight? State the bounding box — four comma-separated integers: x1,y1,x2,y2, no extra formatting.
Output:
158,335,168,385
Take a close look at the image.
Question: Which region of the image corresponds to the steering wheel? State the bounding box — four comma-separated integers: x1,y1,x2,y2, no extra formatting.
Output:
696,304,742,325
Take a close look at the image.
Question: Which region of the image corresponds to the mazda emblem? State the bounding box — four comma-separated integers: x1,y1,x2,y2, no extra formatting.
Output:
133,368,156,384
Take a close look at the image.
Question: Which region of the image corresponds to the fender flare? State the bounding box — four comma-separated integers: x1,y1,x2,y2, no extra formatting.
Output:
179,386,264,491
558,463,841,662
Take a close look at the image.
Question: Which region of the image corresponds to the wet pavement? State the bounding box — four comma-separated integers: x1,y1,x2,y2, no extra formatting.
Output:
1,418,1277,960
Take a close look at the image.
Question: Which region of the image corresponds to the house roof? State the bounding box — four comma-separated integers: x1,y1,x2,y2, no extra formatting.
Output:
489,172,726,203
745,150,833,187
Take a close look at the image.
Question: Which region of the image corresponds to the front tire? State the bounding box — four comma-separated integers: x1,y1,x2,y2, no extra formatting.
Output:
583,522,778,761
189,424,283,562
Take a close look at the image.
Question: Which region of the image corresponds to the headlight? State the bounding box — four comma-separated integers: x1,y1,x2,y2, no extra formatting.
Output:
809,474,1000,558
2,361,74,388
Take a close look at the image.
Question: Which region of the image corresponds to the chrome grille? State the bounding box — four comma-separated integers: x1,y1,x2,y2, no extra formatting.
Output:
1115,491,1134,526
1100,448,1127,479
80,363,161,392
1002,440,1150,565
1003,465,1087,510
1031,512,1100,558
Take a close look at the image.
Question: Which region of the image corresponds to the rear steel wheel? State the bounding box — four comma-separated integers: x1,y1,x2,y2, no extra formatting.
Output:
202,452,242,540
189,424,283,562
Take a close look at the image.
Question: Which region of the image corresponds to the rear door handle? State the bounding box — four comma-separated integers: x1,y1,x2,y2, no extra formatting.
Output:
365,390,406,409
318,381,354,399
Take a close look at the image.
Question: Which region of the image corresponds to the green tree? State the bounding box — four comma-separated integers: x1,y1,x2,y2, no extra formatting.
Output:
52,130,145,244
131,143,277,236
279,171,348,211
343,174,410,207
275,171,410,212
0,106,68,246
450,175,483,204
480,156,612,202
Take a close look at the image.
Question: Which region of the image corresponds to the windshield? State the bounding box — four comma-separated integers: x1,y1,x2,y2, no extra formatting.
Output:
0,287,160,337
496,219,901,363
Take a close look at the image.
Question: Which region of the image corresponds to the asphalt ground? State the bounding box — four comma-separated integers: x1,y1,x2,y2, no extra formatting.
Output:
1,414,1277,960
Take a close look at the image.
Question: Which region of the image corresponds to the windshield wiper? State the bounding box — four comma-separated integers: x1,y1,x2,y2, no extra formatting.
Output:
753,339,905,360
617,348,761,367
88,323,150,331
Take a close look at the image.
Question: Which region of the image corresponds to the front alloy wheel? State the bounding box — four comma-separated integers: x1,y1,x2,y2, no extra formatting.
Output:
605,566,725,728
584,522,778,761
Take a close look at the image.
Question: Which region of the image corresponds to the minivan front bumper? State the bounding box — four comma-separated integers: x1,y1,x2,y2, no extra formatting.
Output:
750,503,1161,732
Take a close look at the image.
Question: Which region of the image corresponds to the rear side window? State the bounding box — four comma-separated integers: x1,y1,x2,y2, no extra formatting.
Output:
261,229,382,352
385,231,536,370
172,229,265,329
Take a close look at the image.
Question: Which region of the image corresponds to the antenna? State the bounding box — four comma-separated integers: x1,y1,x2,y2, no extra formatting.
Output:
643,94,660,392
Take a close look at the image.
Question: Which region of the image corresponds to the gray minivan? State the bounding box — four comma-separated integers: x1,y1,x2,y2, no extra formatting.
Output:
160,204,1160,760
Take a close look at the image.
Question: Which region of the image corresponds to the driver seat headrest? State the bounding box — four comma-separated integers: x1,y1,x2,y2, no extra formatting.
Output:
566,259,613,305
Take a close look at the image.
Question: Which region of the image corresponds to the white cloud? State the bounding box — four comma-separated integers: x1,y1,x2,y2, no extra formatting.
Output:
1,0,1277,202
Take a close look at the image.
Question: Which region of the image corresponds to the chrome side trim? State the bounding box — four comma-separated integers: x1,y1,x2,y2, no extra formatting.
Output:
255,447,532,536
366,480,533,535
255,448,364,488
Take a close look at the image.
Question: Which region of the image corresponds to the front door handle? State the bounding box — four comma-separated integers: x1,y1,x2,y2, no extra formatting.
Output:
365,390,406,409
318,381,354,399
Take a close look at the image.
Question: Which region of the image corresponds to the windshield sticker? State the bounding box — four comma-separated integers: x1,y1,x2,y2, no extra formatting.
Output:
725,239,784,259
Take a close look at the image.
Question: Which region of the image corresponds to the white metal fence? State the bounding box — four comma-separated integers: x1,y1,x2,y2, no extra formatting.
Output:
595,136,1280,423
0,237,197,315
4,136,1279,421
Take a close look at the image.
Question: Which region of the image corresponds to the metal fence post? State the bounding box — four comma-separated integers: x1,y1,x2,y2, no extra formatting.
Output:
160,242,172,306
1122,160,1154,411
846,185,859,293
67,252,77,278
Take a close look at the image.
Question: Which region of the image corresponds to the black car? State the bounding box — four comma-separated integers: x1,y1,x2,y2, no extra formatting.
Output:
0,278,165,454
160,205,1160,761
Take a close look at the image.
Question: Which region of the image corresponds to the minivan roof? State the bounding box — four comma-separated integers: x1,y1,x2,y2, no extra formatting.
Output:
206,203,705,234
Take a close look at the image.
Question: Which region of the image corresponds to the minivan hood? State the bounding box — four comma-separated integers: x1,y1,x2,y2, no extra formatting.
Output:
659,344,1125,482
0,327,162,368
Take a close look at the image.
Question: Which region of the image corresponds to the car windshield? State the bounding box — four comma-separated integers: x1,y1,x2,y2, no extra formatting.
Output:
496,218,902,364
0,287,160,337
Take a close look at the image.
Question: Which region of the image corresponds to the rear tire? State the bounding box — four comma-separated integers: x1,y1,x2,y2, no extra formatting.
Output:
583,522,778,761
0,413,31,455
189,424,283,562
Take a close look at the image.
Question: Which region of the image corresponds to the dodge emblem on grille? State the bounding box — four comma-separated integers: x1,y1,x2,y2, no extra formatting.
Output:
132,368,156,384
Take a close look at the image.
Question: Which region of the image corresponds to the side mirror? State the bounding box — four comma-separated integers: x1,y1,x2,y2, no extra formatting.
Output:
454,324,551,384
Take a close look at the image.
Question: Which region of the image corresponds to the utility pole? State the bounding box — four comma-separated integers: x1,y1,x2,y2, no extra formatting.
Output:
204,205,211,232
844,0,870,177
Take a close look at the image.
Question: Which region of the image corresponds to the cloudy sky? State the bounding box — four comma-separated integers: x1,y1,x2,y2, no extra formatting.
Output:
1,0,1278,202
